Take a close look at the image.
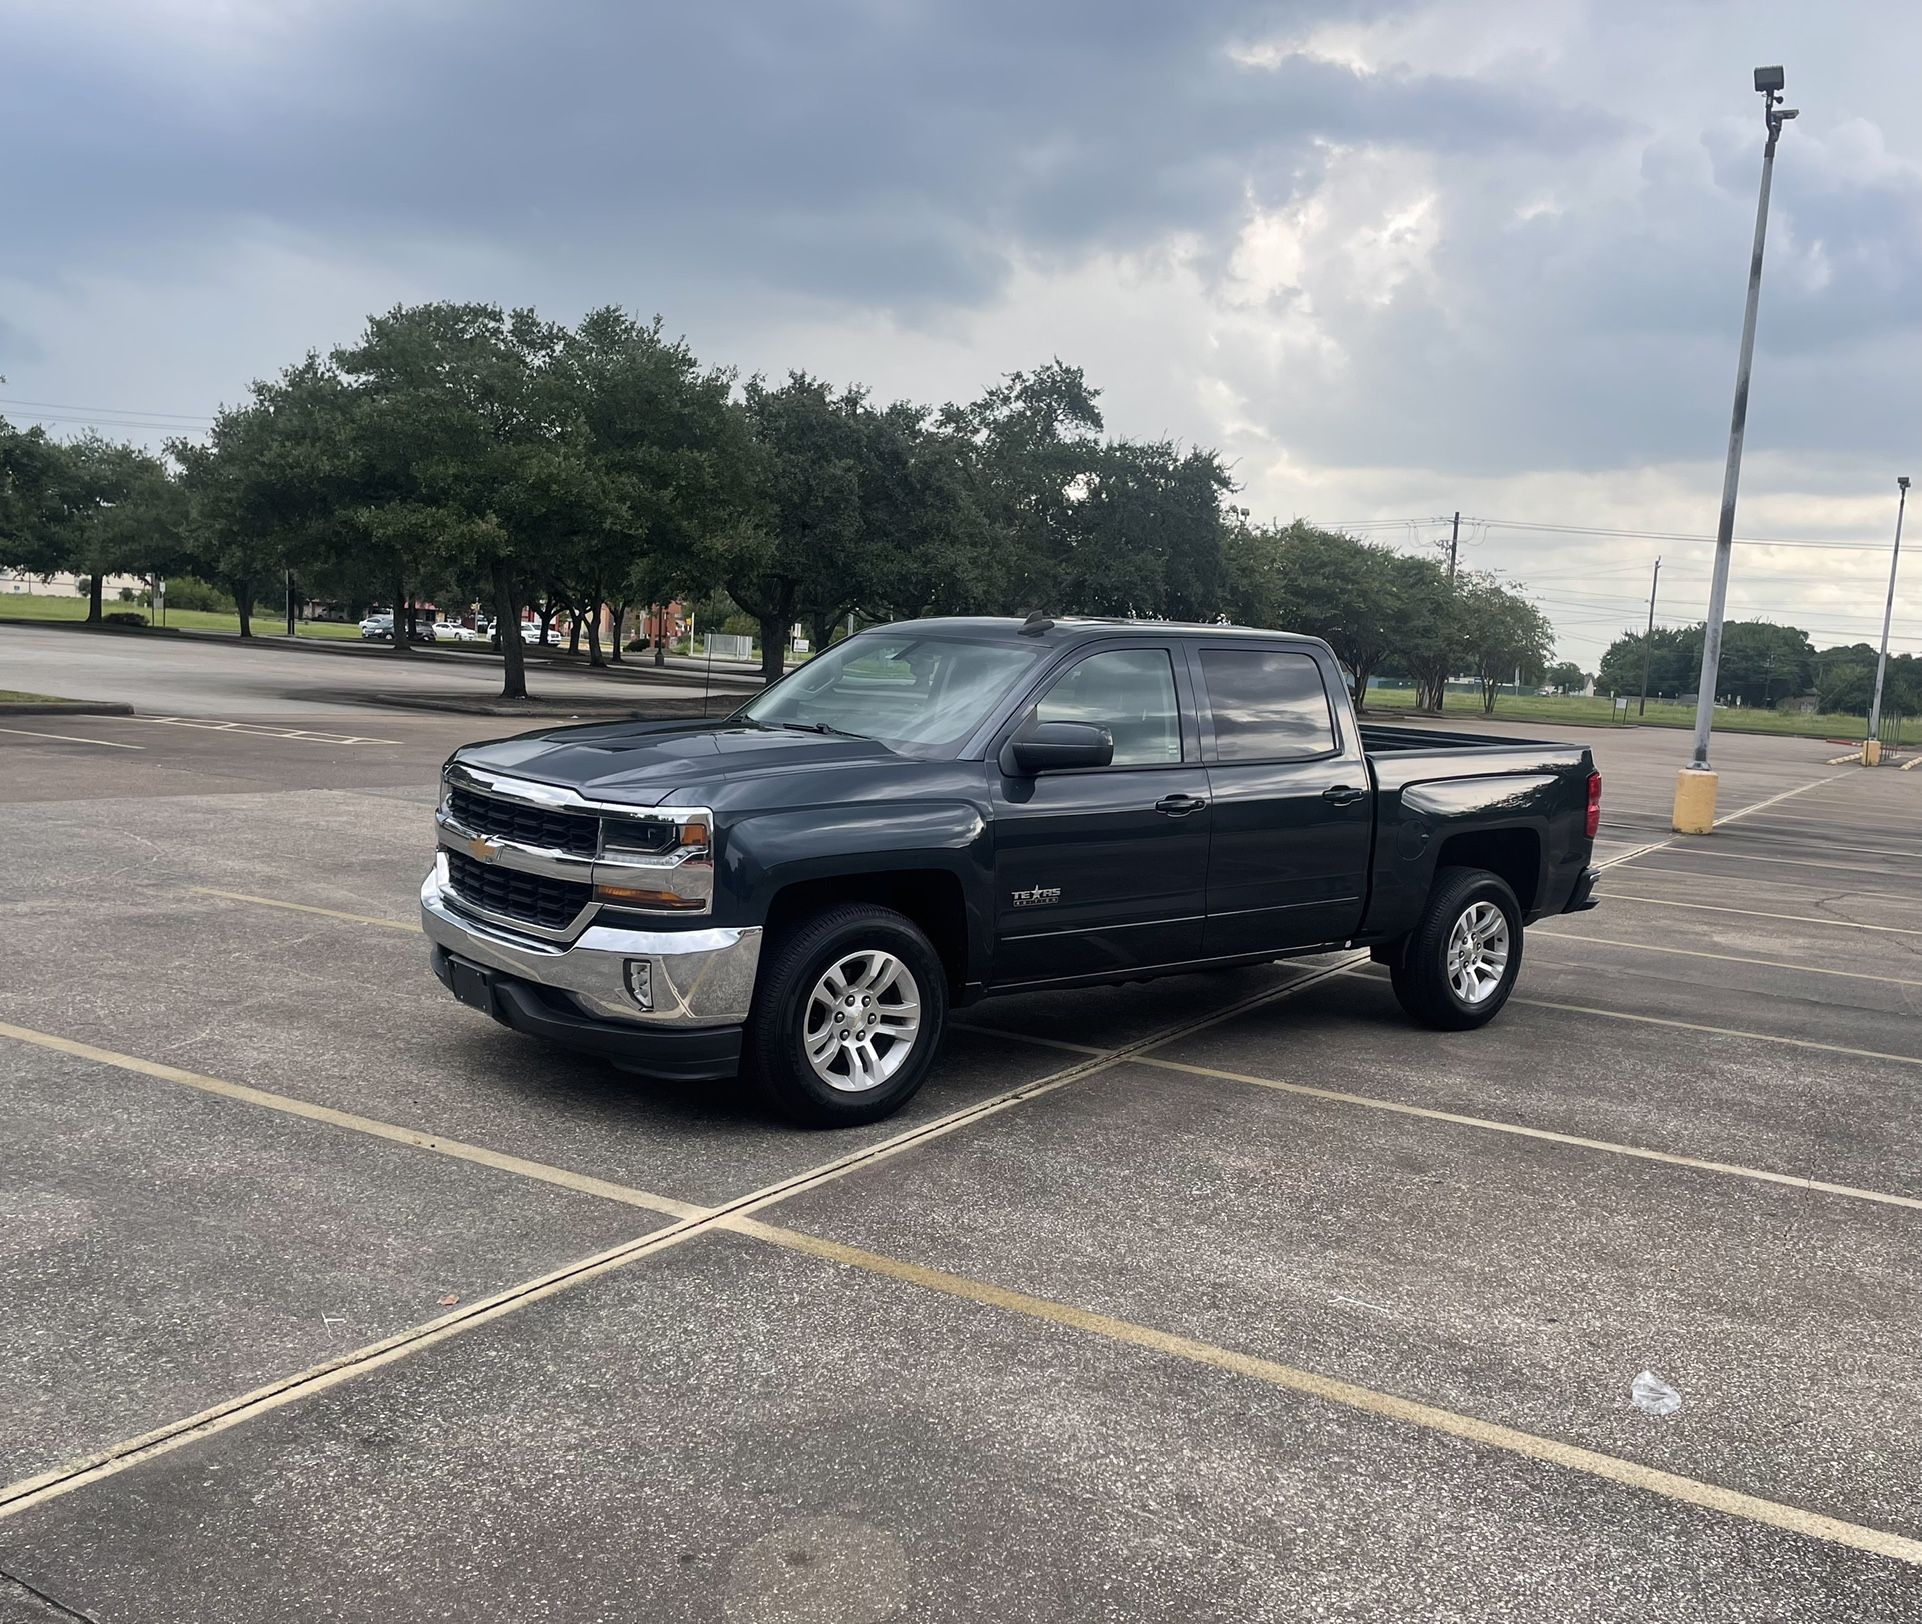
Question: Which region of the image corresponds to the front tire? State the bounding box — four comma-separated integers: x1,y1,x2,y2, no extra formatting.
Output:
1388,867,1523,1031
743,904,948,1126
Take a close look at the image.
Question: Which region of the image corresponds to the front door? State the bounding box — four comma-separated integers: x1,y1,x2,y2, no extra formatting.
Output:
1188,641,1373,955
990,644,1211,986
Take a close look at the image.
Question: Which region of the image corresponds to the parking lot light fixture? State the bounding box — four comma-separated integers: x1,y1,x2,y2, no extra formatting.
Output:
1674,67,1796,835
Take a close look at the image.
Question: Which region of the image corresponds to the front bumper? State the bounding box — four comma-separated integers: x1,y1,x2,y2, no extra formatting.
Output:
420,871,759,1079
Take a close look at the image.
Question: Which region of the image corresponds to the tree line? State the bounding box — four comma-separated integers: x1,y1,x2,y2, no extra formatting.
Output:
1597,620,1917,718
1,300,1555,704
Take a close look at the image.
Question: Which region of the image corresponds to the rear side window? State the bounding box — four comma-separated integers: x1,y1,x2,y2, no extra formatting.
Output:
1199,648,1337,762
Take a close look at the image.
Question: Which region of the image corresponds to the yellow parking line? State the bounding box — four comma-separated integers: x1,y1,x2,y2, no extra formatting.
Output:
1128,1052,1922,1212
0,1019,700,1221
729,1217,1922,1567
191,888,417,932
1529,932,1922,988
0,725,142,750
1595,892,1922,936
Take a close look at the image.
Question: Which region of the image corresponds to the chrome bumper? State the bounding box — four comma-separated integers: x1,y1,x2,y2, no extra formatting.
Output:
420,870,761,1027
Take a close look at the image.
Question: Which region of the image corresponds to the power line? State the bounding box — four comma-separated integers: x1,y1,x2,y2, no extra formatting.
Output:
1320,514,1897,552
0,396,214,424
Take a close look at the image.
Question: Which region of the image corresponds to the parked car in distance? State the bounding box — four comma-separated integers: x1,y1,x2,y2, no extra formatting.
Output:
360,614,436,643
424,615,1603,1127
437,623,484,643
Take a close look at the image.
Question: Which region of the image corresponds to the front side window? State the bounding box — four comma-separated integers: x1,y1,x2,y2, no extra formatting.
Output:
1199,648,1337,761
1033,648,1182,766
739,634,1041,757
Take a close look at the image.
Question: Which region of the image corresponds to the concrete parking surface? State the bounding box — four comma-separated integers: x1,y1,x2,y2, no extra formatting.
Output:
2,634,1920,1621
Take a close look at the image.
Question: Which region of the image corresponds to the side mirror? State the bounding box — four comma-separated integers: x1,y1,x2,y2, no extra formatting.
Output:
1007,720,1114,775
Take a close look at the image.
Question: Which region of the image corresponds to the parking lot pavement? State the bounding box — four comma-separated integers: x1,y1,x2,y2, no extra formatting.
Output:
6,1230,1918,1624
0,1043,668,1488
6,689,1922,1618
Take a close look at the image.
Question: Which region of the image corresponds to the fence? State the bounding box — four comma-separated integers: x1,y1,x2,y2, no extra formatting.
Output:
702,633,754,662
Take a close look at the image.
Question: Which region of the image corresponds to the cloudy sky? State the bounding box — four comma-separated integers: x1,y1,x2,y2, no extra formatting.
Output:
4,0,1917,667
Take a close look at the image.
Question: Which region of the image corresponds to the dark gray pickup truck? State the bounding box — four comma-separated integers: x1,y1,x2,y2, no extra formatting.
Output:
423,616,1601,1123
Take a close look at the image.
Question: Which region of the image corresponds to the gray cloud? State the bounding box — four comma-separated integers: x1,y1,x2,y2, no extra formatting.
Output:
3,0,1917,667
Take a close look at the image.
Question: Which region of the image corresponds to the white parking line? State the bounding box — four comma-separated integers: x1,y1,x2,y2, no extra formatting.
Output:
125,715,400,746
0,725,142,750
1614,847,1922,879
1595,892,1922,935
1528,932,1922,988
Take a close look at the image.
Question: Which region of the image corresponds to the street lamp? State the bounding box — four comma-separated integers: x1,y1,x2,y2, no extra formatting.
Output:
1865,476,1910,764
1673,67,1799,834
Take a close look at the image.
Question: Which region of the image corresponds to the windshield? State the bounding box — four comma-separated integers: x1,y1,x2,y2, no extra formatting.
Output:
738,633,1042,757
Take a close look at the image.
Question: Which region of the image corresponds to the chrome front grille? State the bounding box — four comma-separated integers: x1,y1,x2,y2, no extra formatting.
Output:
443,849,593,932
447,784,600,857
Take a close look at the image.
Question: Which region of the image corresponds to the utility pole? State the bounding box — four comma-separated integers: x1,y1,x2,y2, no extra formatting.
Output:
1674,67,1796,834
1447,511,1460,581
1865,475,1910,763
1638,556,1661,716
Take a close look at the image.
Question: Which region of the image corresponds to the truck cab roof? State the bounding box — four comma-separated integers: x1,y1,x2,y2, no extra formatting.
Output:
871,615,1331,651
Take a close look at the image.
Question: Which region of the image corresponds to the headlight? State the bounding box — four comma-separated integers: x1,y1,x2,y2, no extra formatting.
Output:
594,809,714,915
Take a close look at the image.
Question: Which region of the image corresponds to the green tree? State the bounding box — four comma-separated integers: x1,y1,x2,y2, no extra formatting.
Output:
719,374,874,686
1544,661,1588,695
1,417,71,581
54,435,187,621
331,302,585,698
1596,625,1698,700
941,361,1103,614
1457,572,1553,713
1387,552,1461,711
1269,523,1403,703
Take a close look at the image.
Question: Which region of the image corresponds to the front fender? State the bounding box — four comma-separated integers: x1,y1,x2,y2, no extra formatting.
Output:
725,800,996,977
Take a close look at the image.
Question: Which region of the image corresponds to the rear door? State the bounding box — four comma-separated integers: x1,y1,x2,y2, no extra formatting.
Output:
1186,639,1373,956
989,641,1211,986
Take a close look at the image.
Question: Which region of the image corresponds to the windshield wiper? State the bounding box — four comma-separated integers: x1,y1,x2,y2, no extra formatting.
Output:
774,721,868,740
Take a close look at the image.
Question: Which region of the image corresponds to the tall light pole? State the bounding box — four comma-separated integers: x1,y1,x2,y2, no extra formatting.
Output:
1865,476,1910,763
1674,67,1798,834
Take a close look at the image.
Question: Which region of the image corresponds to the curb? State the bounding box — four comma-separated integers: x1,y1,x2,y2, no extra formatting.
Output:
0,701,136,717
357,693,728,720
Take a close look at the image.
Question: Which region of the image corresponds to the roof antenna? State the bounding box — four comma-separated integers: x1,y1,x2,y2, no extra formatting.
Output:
1019,609,1055,636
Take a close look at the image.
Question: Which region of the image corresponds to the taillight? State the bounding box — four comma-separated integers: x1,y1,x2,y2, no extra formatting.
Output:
1585,770,1602,839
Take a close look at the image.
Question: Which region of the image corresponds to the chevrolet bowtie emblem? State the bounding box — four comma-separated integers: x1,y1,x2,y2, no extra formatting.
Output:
466,834,498,862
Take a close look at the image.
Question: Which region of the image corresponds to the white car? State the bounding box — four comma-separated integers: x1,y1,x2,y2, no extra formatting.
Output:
436,623,484,643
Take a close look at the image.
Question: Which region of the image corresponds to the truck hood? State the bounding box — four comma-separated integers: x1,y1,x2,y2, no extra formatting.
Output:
453,719,904,807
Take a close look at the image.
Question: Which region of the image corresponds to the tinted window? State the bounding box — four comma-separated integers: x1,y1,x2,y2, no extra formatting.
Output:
741,634,1041,757
1200,648,1336,761
1035,648,1181,766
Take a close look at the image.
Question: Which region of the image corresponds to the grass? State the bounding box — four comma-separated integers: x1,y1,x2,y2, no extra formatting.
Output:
0,690,76,703
0,593,362,638
1363,685,1916,744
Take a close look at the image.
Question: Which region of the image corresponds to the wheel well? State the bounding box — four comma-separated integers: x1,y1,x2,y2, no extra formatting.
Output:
763,870,970,996
1433,828,1541,914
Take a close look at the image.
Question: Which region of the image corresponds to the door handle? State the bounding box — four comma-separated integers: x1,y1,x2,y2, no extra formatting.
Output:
1321,785,1365,806
1155,793,1209,817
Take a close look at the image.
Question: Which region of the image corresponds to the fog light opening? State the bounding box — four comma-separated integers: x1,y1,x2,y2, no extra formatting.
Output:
624,959,654,1012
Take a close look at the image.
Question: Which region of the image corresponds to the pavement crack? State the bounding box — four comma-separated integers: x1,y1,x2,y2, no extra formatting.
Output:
0,1565,104,1623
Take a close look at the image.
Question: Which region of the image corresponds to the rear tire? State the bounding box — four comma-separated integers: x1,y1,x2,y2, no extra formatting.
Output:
743,904,948,1126
1388,866,1523,1031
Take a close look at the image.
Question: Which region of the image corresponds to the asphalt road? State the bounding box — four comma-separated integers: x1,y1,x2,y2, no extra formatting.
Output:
2,650,1919,1621
0,622,756,721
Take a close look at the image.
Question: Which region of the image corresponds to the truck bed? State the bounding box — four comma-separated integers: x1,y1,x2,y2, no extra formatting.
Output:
1357,721,1558,756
